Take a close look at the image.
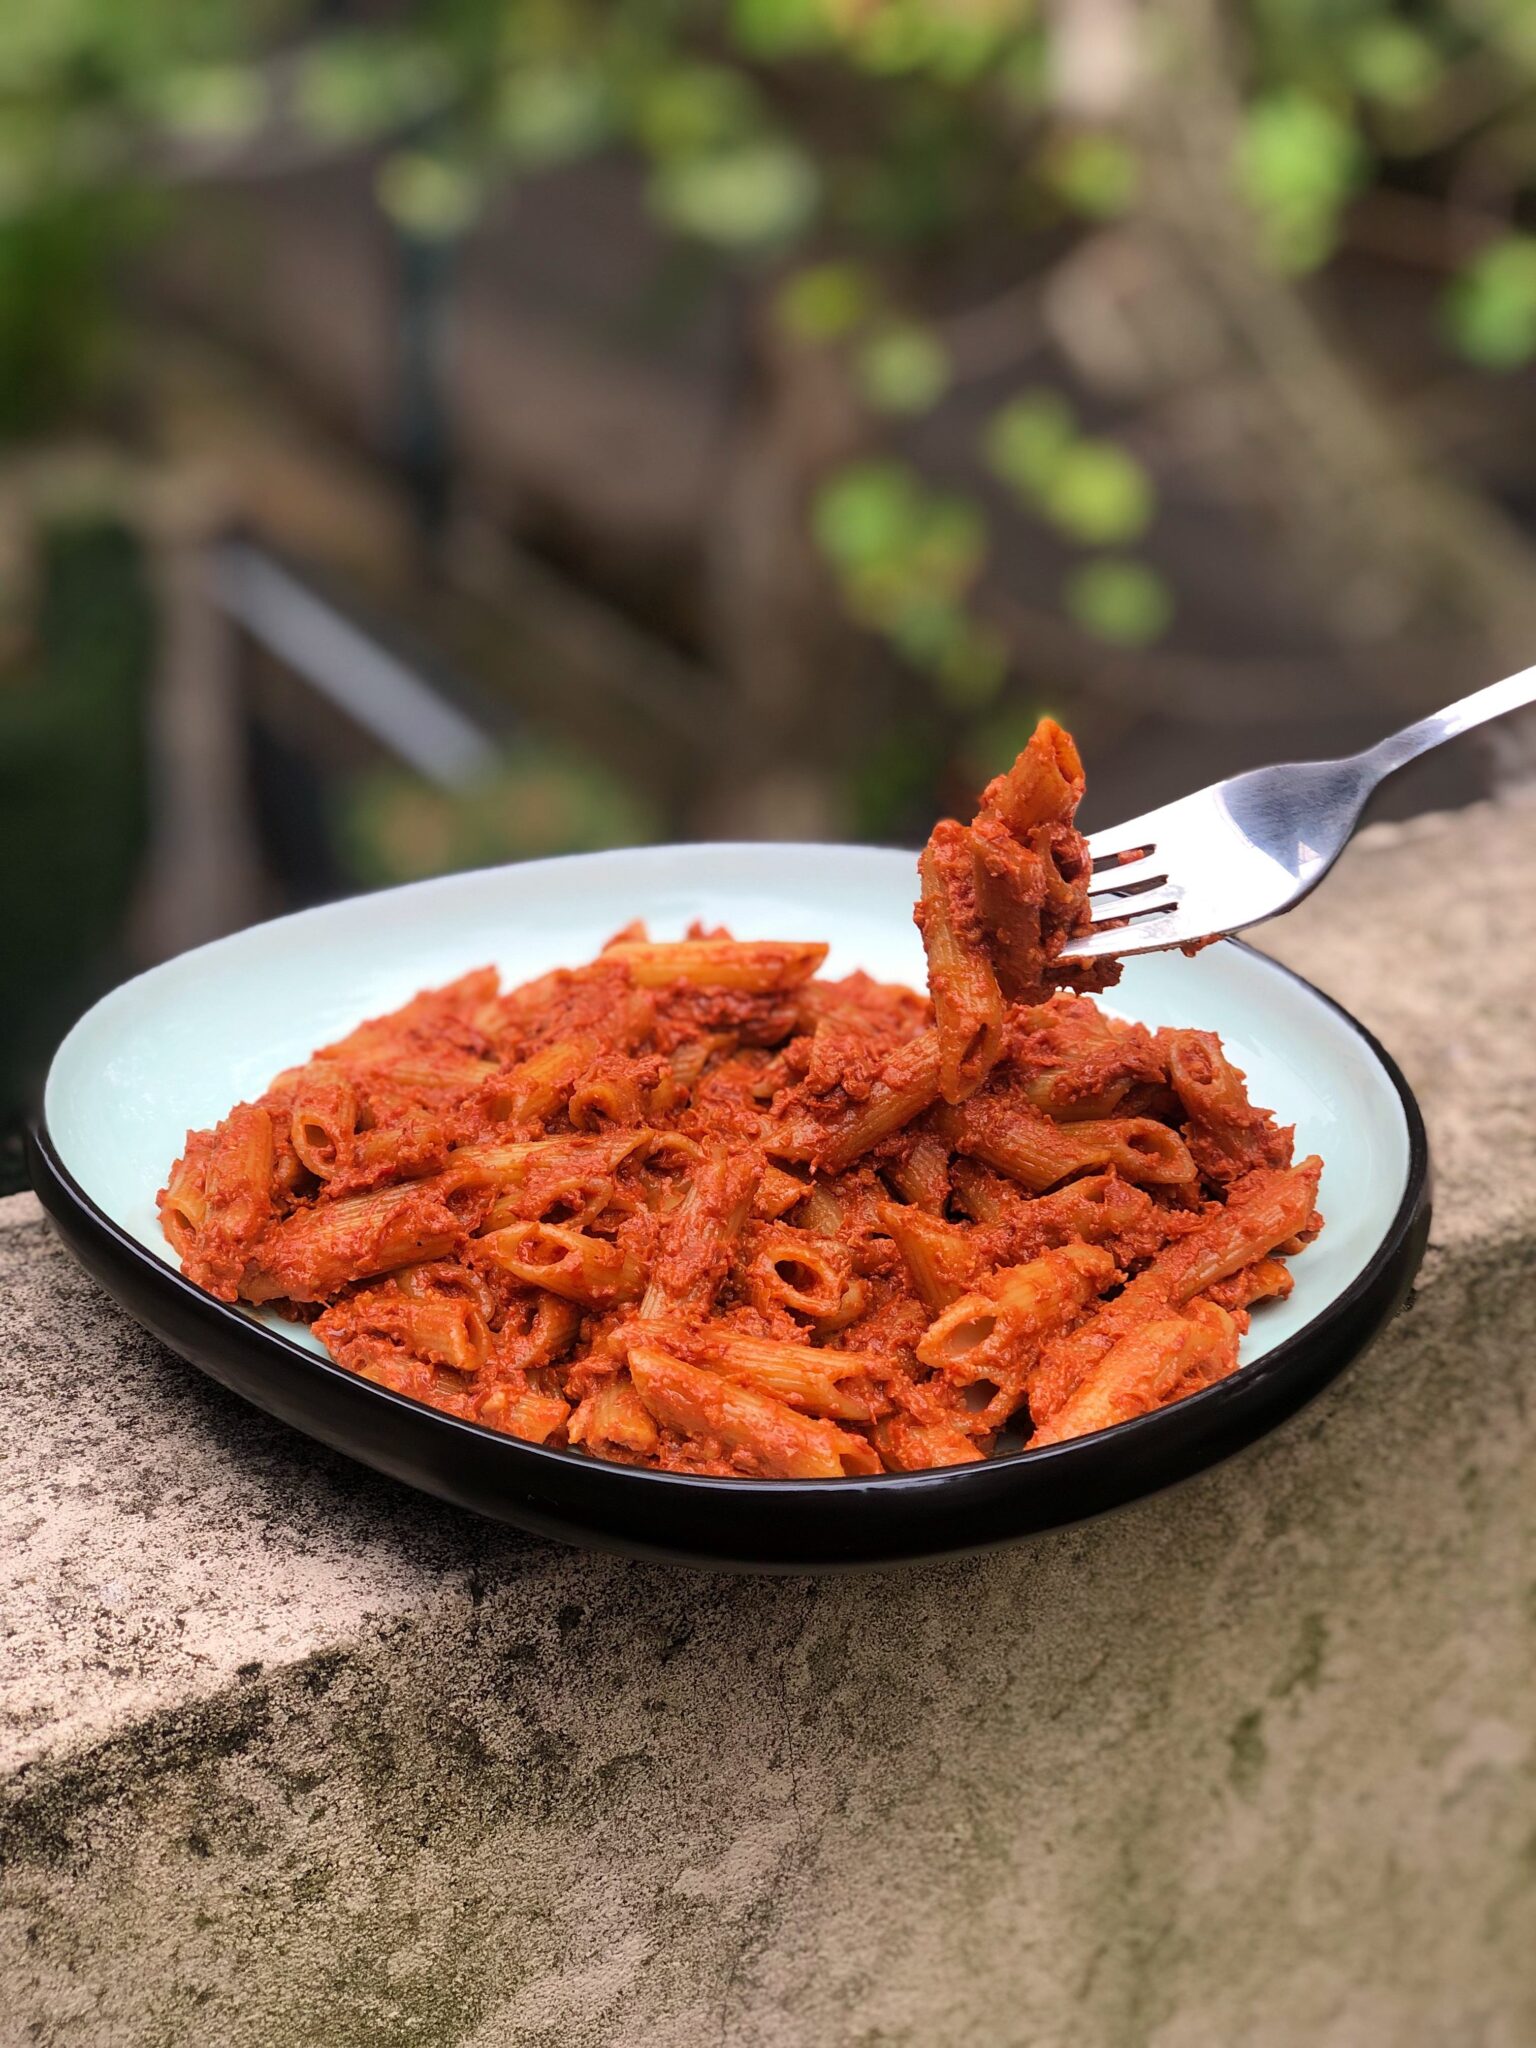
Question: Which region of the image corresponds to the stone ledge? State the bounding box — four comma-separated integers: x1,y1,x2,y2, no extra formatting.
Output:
3,794,1534,2046
2,1224,1532,2047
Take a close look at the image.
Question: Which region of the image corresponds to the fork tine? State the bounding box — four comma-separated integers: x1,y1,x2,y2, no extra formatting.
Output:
1086,850,1169,895
1063,909,1195,959
1084,887,1182,931
1083,813,1166,865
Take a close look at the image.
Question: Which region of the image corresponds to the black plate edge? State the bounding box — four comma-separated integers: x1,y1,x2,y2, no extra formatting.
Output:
25,942,1431,1569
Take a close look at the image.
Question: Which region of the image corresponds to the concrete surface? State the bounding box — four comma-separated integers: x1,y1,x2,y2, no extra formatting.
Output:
3,798,1535,2048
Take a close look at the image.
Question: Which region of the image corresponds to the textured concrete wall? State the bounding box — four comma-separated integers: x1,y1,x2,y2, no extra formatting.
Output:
3,800,1535,2048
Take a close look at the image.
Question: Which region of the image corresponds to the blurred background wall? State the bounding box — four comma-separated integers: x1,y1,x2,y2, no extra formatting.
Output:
6,0,1536,1189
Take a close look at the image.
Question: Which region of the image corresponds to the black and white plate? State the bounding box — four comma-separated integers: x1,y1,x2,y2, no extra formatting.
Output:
29,844,1429,1568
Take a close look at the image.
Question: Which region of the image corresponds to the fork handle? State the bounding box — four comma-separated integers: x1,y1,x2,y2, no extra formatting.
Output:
1363,660,1536,779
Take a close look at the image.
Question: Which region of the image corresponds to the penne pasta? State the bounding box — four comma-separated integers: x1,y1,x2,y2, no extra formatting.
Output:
918,821,1005,1104
770,1031,943,1173
475,1220,644,1309
568,1373,661,1459
876,1202,980,1313
160,714,1324,1477
1028,1300,1239,1447
937,1096,1197,1193
601,938,828,992
241,1170,491,1304
917,1243,1117,1421
628,1344,881,1478
1026,1159,1321,1426
639,1150,761,1317
636,1325,891,1424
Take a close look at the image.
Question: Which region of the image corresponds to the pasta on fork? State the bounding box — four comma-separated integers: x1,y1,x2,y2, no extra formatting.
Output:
159,720,1322,1477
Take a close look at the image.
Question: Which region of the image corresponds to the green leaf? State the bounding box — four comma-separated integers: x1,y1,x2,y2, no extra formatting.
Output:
651,139,819,249
841,1,1004,82
634,65,762,161
1039,441,1153,545
1064,560,1173,646
855,321,950,413
1445,237,1536,370
888,592,967,667
935,621,1009,708
1348,24,1442,110
1043,133,1138,219
983,391,1076,496
911,493,987,591
496,65,610,168
776,261,876,342
144,65,268,142
376,153,481,239
813,461,919,569
730,0,832,59
1237,91,1365,272
340,742,658,886
297,37,451,144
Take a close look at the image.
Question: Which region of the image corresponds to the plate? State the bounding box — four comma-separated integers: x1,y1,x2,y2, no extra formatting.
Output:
29,843,1429,1568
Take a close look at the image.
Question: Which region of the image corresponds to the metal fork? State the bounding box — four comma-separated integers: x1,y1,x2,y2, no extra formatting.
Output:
1062,664,1536,960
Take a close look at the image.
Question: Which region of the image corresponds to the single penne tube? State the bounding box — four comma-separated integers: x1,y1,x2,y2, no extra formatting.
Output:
492,1290,583,1373
600,938,828,991
175,1105,279,1298
568,1373,660,1458
947,1157,1007,1225
639,1150,761,1317
204,1104,276,1229
289,1068,359,1178
770,1030,943,1172
684,1330,890,1424
474,1384,570,1444
873,1413,986,1470
881,1129,951,1213
475,1220,644,1308
950,1167,1164,1264
1028,1300,1238,1447
458,1133,646,1229
753,1163,811,1221
628,1344,881,1478
479,1037,597,1125
1162,1028,1287,1175
157,1152,210,1259
876,1202,980,1313
1018,1067,1135,1123
390,1297,490,1375
483,1173,615,1233
939,1098,1197,1192
314,967,501,1065
1205,1256,1294,1313
1154,1158,1321,1302
396,1257,500,1322
450,1133,647,1186
981,716,1084,835
796,1180,844,1236
568,1072,645,1128
242,1171,489,1304
373,1051,498,1094
746,1225,855,1324
634,1131,706,1214
316,1290,490,1377
917,821,1004,1104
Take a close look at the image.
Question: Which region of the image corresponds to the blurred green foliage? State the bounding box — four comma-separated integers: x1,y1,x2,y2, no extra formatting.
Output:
338,742,660,889
0,513,154,1142
2,0,1535,804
